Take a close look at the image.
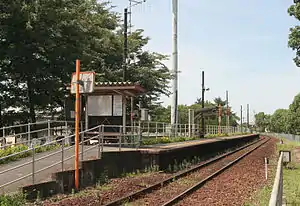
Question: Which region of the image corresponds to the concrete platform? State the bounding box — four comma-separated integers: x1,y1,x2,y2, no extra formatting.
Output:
139,134,254,151
0,134,258,195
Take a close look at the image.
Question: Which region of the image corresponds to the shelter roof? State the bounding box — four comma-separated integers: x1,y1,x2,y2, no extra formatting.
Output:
67,81,146,97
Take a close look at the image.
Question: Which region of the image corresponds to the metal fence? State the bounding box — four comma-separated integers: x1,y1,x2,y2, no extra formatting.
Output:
0,124,140,194
0,119,252,194
139,121,244,138
0,120,247,148
0,120,79,148
269,152,284,206
264,132,300,142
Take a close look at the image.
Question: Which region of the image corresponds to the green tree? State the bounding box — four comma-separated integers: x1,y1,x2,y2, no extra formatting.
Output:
213,97,226,106
287,93,300,134
254,112,271,132
269,109,289,133
151,97,239,127
0,1,172,125
288,3,300,67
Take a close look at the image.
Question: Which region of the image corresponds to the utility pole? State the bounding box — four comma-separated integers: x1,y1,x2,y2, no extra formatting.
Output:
122,8,129,135
201,71,205,137
226,90,229,133
124,1,146,134
123,8,128,82
171,0,178,128
240,105,243,133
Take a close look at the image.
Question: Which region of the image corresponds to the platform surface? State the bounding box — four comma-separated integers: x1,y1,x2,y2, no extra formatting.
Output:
139,134,255,151
0,134,255,194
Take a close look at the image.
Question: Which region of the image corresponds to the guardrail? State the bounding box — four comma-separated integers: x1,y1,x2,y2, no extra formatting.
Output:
269,152,284,206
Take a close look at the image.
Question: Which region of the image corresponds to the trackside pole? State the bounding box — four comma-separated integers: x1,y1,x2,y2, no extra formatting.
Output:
75,59,80,190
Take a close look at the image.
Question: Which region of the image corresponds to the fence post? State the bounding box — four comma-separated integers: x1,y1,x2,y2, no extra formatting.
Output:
47,120,51,138
32,147,35,184
98,126,101,159
2,127,5,138
138,121,142,147
147,122,150,138
101,125,104,154
65,121,68,136
265,157,268,180
80,122,84,161
179,124,182,137
155,122,158,139
61,139,64,172
119,125,122,151
28,124,31,147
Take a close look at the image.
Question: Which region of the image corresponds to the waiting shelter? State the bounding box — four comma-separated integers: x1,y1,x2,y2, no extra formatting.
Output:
66,72,146,136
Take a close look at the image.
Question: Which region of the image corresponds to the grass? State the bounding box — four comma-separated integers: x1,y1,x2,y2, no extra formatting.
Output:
282,163,300,205
276,138,300,152
276,138,300,205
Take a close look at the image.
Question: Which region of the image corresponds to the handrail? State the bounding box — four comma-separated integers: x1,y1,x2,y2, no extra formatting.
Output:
0,123,245,194
269,152,284,206
0,125,101,163
0,124,140,192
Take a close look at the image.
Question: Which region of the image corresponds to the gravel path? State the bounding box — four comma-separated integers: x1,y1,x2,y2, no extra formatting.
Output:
175,136,276,206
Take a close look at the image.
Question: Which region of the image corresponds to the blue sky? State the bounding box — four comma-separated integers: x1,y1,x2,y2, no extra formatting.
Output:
111,0,300,123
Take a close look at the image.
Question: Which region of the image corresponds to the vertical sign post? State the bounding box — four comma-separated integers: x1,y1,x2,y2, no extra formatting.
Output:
75,59,80,190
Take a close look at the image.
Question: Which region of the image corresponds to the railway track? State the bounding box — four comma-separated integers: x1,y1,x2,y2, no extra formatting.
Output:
103,136,270,206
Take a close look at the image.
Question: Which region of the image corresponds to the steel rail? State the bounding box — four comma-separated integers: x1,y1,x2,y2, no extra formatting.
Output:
103,137,265,206
162,137,270,206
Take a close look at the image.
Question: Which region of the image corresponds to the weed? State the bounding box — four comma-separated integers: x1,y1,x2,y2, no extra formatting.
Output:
0,192,26,206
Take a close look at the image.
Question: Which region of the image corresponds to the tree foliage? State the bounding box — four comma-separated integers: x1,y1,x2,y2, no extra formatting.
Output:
151,97,239,126
0,0,171,126
288,2,300,66
255,93,300,134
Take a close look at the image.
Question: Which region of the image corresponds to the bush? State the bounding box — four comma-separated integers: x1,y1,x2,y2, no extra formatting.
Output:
0,143,61,164
0,193,26,206
0,144,31,164
142,136,197,145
